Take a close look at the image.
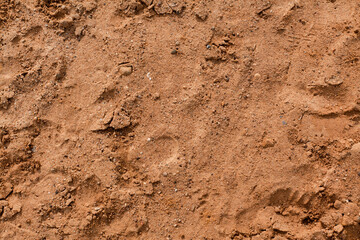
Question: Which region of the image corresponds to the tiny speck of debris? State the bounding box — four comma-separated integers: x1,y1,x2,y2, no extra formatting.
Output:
206,45,211,49
146,72,152,81
171,49,177,54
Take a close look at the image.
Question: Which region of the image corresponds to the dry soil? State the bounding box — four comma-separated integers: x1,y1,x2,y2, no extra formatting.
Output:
0,0,360,239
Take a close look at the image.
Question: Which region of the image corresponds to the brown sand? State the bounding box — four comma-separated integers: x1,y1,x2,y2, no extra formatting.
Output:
0,0,360,239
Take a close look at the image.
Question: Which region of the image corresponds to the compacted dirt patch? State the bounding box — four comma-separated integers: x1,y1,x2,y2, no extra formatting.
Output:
0,0,360,239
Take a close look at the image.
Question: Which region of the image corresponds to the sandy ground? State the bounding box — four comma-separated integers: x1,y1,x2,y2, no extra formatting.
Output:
0,0,360,239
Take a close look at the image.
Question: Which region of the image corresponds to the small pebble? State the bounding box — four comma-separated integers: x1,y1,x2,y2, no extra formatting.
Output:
324,76,343,86
146,72,152,81
171,49,177,54
206,44,211,49
253,73,261,79
119,66,132,76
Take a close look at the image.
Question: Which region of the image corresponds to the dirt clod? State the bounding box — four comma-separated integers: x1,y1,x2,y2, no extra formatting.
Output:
0,183,13,200
334,224,344,233
334,200,342,209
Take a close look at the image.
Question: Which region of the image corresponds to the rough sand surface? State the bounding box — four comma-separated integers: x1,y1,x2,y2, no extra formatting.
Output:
0,0,360,239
